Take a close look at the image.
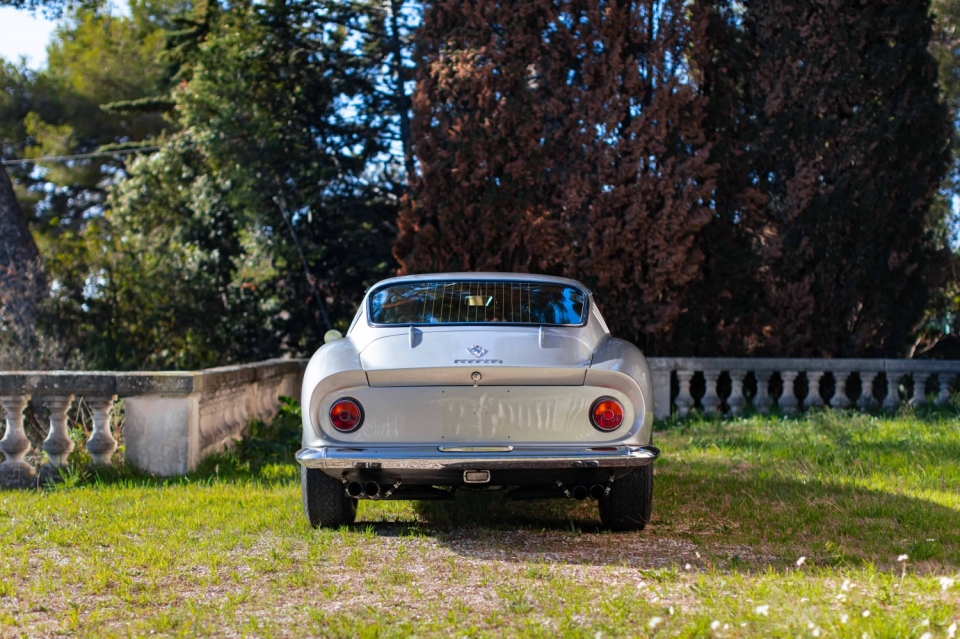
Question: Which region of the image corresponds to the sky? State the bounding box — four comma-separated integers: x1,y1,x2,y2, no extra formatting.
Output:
0,7,58,68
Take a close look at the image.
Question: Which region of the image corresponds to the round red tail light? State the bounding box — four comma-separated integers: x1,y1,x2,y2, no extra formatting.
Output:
591,397,624,431
329,398,364,432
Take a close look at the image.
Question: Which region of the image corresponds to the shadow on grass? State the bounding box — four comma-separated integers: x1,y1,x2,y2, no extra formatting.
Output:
384,456,960,572
55,405,960,573
58,453,960,572
50,449,300,491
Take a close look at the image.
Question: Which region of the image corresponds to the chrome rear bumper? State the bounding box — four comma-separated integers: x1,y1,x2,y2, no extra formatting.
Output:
295,445,660,471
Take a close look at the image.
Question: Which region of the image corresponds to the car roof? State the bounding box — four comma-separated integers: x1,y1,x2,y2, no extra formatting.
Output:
368,272,592,294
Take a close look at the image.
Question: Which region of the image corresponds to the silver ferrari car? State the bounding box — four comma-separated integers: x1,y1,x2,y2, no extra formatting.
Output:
296,273,659,530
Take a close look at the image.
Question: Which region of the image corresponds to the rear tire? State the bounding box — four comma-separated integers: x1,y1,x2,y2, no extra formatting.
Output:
599,464,653,531
301,465,357,528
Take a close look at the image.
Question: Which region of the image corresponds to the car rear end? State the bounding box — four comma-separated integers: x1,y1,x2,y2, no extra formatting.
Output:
297,274,659,529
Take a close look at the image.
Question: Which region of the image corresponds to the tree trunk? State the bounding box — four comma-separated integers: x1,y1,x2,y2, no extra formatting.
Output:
389,0,415,187
0,163,44,329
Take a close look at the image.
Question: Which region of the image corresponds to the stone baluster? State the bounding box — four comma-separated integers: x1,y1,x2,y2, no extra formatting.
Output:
0,395,35,485
830,373,851,409
701,371,722,416
754,371,773,413
910,373,929,406
937,374,955,407
883,372,902,412
778,371,799,414
727,371,746,416
85,396,118,466
675,370,695,418
857,372,878,411
42,395,75,472
804,372,824,409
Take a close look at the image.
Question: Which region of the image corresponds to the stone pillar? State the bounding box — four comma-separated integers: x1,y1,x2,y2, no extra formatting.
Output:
804,372,824,409
42,395,76,470
830,373,851,409
883,372,902,412
779,371,799,415
701,372,722,416
85,396,118,466
910,373,930,406
0,394,35,485
651,369,673,420
754,371,773,413
674,371,694,418
937,374,955,407
125,393,202,476
857,372,878,411
727,371,746,416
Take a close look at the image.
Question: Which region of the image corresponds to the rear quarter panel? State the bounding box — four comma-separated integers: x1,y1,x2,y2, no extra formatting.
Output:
588,337,655,446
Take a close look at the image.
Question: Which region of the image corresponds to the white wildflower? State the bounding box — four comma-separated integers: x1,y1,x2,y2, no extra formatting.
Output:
669,607,674,615
841,578,852,591
755,605,769,616
862,610,871,617
723,624,729,630
840,614,849,624
711,620,721,630
897,554,909,562
919,633,932,639
796,556,807,567
685,563,692,571
648,617,662,630
940,577,956,591
696,552,701,558
813,628,821,637
947,622,957,639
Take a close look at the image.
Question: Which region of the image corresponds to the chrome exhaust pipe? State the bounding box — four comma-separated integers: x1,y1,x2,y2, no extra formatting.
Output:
346,481,363,498
589,485,606,500
572,485,589,500
364,481,381,498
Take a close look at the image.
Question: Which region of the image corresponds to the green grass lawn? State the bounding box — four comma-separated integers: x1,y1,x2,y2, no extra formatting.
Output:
1,409,959,637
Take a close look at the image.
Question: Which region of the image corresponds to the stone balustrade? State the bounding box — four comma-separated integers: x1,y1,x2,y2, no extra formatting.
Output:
0,359,306,485
648,358,960,419
3,356,955,485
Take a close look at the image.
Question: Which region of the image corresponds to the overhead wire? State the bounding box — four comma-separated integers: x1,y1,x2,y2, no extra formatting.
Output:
1,146,161,166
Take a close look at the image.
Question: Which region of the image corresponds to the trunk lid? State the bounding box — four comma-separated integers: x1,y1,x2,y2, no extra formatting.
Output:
358,328,592,386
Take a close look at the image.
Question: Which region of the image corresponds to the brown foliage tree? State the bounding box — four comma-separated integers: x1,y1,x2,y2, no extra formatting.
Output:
677,0,953,357
396,0,716,351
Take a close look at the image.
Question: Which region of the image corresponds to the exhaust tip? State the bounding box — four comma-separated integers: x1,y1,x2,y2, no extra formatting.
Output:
364,481,381,498
572,485,589,500
589,484,606,500
346,481,363,498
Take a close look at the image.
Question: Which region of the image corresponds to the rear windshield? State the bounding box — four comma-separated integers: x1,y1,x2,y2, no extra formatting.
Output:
369,281,588,326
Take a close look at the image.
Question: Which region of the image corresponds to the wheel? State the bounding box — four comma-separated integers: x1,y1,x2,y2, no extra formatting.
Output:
599,464,653,531
301,465,357,528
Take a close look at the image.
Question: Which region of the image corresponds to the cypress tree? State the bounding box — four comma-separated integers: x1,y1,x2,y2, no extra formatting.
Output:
397,0,715,351
677,0,952,357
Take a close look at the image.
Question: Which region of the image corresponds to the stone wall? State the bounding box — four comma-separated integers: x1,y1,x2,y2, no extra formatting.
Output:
0,359,306,485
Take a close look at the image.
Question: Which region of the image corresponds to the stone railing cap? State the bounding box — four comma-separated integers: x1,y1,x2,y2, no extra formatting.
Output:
0,358,308,396
647,357,960,374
